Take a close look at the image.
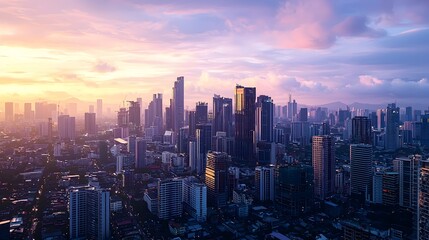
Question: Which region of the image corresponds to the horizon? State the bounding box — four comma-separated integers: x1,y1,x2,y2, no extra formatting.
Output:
1,0,428,108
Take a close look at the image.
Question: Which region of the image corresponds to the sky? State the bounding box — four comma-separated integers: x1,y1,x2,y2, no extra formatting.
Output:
1,0,429,109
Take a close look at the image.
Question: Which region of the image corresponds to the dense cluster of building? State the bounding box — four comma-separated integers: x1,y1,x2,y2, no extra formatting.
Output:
1,76,429,239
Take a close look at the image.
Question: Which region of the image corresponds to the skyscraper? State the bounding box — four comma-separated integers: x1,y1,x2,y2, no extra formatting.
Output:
234,85,256,165
128,100,141,127
376,109,385,130
382,172,399,206
69,186,110,240
421,114,429,147
84,112,97,135
385,103,400,150
135,138,147,169
351,116,372,144
195,102,208,124
145,93,163,135
4,102,13,122
24,103,33,121
158,178,184,220
287,94,297,120
418,159,429,239
405,106,413,122
350,144,372,198
196,124,212,175
117,108,128,127
173,76,185,139
299,108,308,122
312,135,335,200
255,165,275,202
205,151,228,207
394,155,420,210
213,95,233,137
255,95,274,142
96,99,103,121
58,115,76,140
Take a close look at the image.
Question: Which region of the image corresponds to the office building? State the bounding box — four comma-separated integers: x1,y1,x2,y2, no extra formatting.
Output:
135,138,147,169
385,103,400,150
394,155,421,209
351,116,371,144
145,93,163,136
117,108,128,127
128,100,141,127
173,76,185,140
58,115,76,140
195,102,208,124
275,164,313,216
158,178,184,220
312,135,335,200
421,114,429,147
255,95,274,142
234,85,256,165
196,124,212,175
69,186,110,240
350,144,372,198
255,165,275,201
299,108,308,122
84,112,97,135
213,95,233,137
24,103,33,121
382,172,399,206
205,151,228,207
287,94,297,120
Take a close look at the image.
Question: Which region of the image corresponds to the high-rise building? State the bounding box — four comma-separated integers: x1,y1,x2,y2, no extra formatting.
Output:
117,108,128,127
84,112,97,135
195,102,208,125
158,178,184,220
58,115,76,140
382,172,399,206
312,135,335,200
183,177,207,222
145,94,163,136
4,102,13,122
255,95,274,142
196,124,212,175
405,106,413,122
234,85,256,165
213,95,233,137
69,186,110,240
418,159,429,239
394,155,421,210
299,108,308,122
135,138,147,169
173,76,185,140
350,144,372,198
255,165,275,202
376,109,385,130
385,103,400,150
128,100,141,127
421,114,429,147
205,151,228,207
24,103,33,121
351,116,371,144
96,99,102,121
275,164,313,216
287,94,297,120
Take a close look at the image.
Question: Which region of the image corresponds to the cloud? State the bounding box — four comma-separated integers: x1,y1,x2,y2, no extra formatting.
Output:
93,61,116,73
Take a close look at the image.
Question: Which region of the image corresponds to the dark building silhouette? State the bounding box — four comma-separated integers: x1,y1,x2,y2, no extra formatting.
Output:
173,76,185,139
421,114,429,147
255,95,274,142
195,102,208,125
84,112,97,135
299,108,308,122
234,85,256,165
196,124,212,175
275,164,313,216
386,103,400,150
350,144,372,199
213,95,233,137
128,100,141,127
351,116,371,144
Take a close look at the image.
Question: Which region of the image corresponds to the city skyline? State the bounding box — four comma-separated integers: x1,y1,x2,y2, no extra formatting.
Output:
0,0,428,107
